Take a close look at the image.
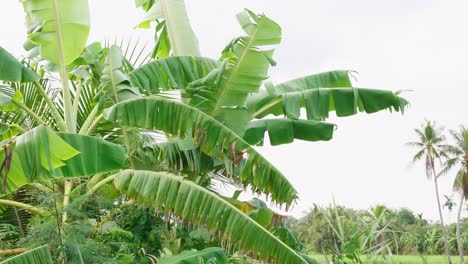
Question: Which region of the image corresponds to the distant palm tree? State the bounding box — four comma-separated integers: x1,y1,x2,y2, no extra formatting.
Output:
441,127,468,264
407,121,452,263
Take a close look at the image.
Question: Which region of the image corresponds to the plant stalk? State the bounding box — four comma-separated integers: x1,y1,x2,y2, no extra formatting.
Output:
79,104,99,134
12,98,45,125
33,81,66,131
433,166,452,264
61,180,72,223
251,97,282,119
0,248,26,256
456,194,464,264
85,174,116,197
52,0,76,228
0,199,44,215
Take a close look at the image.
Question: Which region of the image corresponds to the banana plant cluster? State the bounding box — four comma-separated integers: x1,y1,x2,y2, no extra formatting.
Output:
0,0,407,263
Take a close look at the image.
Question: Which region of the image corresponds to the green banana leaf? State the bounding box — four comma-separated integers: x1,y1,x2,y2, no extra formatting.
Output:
103,97,297,205
101,45,140,103
129,56,219,95
248,71,407,120
19,0,90,65
53,133,127,177
0,47,39,82
113,170,307,264
243,119,335,146
188,10,281,133
133,138,213,176
276,70,353,92
158,247,227,264
1,245,53,264
138,0,201,56
0,126,126,195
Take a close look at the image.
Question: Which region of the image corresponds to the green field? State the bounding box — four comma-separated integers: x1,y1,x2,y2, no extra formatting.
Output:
309,255,468,264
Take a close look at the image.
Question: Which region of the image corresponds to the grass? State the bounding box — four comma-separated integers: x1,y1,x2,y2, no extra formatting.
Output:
309,254,468,264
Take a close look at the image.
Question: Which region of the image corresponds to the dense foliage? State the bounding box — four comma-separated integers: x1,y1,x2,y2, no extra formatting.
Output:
293,205,468,261
0,1,407,263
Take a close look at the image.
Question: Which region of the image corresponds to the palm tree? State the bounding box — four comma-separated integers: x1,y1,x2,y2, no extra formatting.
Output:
442,127,468,264
407,121,452,263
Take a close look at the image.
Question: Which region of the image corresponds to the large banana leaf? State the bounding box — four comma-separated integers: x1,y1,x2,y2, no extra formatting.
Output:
1,245,53,264
275,70,353,92
188,10,281,133
247,71,407,120
247,70,352,113
53,133,127,176
128,56,219,95
113,170,307,264
20,0,90,65
139,0,200,56
0,47,39,82
134,138,212,176
158,247,227,264
0,126,126,195
243,119,335,146
104,97,297,205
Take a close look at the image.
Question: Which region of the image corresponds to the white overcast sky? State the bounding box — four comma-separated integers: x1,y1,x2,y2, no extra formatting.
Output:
1,0,468,222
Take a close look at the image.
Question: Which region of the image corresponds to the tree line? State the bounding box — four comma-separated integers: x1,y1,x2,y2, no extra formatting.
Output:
292,204,467,262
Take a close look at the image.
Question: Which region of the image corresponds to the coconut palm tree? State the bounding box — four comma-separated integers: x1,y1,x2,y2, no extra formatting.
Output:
441,127,468,264
407,121,452,263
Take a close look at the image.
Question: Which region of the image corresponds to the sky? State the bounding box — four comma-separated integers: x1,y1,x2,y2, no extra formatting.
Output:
1,1,468,222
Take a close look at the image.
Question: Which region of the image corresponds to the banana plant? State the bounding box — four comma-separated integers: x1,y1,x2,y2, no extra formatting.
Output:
0,0,409,263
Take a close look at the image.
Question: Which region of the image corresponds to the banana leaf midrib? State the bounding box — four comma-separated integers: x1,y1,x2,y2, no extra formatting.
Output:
209,27,260,117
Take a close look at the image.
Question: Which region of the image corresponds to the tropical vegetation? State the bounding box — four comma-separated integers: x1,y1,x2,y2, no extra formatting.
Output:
293,204,468,263
0,0,411,263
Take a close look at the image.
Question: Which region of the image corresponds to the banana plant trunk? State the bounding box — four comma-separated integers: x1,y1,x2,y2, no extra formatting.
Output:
456,195,464,264
433,173,453,264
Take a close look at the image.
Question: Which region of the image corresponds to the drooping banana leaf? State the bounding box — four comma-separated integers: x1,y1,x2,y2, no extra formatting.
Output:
226,197,286,227
53,133,127,176
104,97,298,205
0,126,126,195
128,56,220,95
134,138,213,176
243,119,335,146
188,10,281,134
113,170,307,264
19,0,90,65
157,247,227,264
247,71,407,120
1,245,53,264
0,47,39,82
